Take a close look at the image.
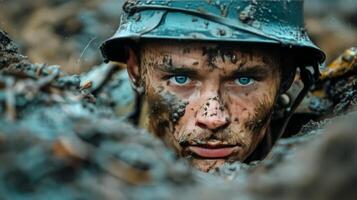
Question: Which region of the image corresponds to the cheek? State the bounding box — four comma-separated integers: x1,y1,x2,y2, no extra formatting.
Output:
226,93,275,159
227,93,256,124
144,68,160,91
172,101,200,139
226,82,278,131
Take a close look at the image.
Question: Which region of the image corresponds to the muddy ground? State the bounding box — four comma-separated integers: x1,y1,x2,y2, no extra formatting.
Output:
0,0,125,73
1,20,357,200
1,0,357,199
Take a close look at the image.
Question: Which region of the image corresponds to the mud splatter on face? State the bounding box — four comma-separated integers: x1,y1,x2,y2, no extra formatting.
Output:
161,91,189,123
199,96,226,119
147,88,189,135
162,54,174,70
244,97,274,134
202,46,241,71
182,47,191,54
137,41,283,172
143,53,188,125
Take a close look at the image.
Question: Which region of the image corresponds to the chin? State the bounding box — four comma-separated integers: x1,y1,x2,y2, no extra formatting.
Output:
191,158,227,172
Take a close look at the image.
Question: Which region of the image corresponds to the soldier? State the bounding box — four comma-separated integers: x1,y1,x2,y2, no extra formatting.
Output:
100,0,325,172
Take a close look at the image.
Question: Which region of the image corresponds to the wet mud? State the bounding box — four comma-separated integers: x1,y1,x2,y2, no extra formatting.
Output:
0,30,196,200
148,89,188,131
202,46,242,71
0,0,125,73
1,2,357,198
245,105,272,135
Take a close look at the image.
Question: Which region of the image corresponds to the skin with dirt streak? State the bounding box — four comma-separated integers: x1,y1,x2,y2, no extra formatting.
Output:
127,41,282,172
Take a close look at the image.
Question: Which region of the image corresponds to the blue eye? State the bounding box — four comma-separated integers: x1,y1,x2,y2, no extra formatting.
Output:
170,75,191,85
235,77,254,86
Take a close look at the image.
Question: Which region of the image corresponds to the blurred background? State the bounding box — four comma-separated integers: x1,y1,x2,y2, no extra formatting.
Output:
0,0,356,73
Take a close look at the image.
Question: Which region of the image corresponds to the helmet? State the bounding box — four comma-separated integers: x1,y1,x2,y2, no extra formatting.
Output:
100,0,325,67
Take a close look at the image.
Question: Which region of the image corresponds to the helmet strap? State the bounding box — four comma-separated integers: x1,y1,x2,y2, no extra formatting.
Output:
271,65,315,145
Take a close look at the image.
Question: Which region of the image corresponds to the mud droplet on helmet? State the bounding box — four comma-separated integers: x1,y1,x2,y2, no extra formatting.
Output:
204,21,209,28
239,2,257,24
133,13,141,21
218,29,226,36
221,4,228,17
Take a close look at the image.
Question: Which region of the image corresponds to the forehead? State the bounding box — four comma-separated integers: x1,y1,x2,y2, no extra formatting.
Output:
140,41,281,65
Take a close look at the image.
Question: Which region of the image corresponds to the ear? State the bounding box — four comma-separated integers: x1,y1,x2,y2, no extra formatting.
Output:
126,47,140,86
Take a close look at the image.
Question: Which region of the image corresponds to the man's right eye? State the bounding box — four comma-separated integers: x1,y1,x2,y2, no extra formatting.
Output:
169,75,191,86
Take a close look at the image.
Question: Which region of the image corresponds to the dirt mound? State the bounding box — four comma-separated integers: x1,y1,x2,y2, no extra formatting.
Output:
0,31,194,200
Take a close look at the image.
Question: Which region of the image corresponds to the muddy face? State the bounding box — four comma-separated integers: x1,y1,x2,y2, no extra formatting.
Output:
128,41,282,172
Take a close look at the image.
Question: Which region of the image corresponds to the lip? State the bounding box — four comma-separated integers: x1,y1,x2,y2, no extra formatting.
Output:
188,145,239,158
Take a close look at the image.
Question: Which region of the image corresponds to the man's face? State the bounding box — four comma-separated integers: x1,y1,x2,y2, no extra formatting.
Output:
133,42,282,172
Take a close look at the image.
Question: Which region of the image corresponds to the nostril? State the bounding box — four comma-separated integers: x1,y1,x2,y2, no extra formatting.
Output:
195,121,208,129
196,118,231,130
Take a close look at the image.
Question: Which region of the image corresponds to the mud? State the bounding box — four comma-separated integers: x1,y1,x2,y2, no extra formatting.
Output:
0,0,125,73
245,92,277,135
149,90,188,125
239,2,257,24
245,109,271,135
307,63,357,117
1,3,357,198
202,46,242,71
0,31,197,200
0,30,29,72
200,96,226,119
162,54,174,71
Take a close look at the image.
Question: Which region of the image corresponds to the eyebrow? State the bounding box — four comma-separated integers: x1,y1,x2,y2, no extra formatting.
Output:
227,65,271,79
157,65,199,77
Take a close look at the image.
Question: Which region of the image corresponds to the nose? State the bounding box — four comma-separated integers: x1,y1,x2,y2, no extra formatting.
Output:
196,98,230,131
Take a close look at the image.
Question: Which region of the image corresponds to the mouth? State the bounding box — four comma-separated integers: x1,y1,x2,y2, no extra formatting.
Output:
188,142,241,159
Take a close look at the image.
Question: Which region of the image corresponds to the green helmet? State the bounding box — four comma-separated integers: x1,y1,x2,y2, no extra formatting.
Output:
100,0,325,67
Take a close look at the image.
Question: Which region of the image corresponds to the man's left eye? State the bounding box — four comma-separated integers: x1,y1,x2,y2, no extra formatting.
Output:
170,75,191,85
234,77,255,86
